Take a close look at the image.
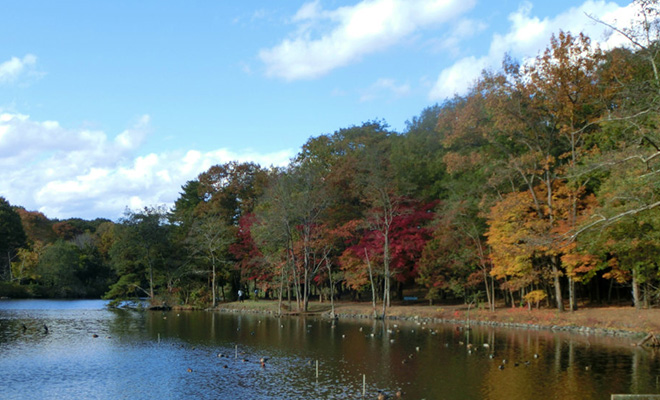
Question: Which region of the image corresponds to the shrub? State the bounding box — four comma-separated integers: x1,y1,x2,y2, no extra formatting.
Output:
523,290,547,309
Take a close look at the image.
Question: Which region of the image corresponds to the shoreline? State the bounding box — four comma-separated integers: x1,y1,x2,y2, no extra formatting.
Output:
205,300,660,342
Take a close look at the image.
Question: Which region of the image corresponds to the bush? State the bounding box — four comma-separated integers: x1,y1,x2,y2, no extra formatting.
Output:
0,282,33,298
523,290,548,309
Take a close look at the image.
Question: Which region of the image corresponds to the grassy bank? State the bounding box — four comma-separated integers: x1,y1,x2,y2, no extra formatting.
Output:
213,299,660,338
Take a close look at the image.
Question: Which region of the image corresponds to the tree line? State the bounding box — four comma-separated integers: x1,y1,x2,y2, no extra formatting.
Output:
2,1,660,314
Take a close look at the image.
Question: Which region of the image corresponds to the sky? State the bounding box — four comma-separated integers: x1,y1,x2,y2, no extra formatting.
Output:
0,0,637,221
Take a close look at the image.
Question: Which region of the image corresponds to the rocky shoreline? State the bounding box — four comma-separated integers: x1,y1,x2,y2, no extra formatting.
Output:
332,312,643,339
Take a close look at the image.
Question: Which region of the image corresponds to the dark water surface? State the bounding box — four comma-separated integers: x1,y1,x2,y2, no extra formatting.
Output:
1,300,659,399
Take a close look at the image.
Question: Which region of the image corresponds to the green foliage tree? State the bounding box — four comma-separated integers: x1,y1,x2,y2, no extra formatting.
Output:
170,180,203,232
0,197,27,281
33,236,111,298
252,168,298,314
186,215,235,307
106,206,171,302
252,161,330,312
36,240,83,297
196,161,268,225
391,104,447,202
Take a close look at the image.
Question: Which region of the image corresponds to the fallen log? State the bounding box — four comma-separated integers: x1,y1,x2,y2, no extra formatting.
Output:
636,333,660,347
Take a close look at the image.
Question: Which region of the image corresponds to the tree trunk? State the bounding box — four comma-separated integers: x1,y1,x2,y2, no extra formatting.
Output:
491,275,496,311
382,232,391,319
552,256,564,312
292,259,301,311
568,276,577,311
365,249,378,319
302,242,311,312
210,250,217,308
7,251,13,281
212,261,217,308
287,271,292,311
277,265,284,317
288,243,302,311
483,268,492,312
286,277,291,311
303,267,309,312
327,257,335,319
145,244,155,300
149,263,154,299
632,268,640,309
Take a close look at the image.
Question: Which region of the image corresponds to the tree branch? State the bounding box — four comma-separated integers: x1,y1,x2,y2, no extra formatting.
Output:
569,200,660,240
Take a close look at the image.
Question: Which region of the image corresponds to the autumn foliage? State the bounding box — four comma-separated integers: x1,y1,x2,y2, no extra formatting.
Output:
4,1,660,310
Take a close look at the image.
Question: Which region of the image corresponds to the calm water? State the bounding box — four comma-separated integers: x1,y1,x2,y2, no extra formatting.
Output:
0,300,659,399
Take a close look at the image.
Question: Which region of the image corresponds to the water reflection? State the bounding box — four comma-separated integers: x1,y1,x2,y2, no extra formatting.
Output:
1,300,660,399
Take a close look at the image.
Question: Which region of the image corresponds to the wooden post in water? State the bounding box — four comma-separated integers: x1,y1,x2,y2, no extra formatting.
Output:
157,333,160,344
235,345,238,359
315,360,319,379
362,374,366,397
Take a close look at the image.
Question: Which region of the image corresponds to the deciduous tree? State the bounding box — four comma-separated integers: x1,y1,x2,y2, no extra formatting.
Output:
0,197,27,281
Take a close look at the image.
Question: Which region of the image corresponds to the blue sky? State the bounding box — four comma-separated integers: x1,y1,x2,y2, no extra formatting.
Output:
0,0,634,220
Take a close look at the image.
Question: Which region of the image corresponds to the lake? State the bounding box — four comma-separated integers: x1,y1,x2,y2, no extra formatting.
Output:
0,299,658,399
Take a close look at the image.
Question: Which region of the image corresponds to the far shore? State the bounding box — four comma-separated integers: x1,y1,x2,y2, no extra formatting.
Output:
193,299,660,341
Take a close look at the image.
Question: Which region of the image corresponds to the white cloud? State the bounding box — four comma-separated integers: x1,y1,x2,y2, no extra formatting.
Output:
428,18,489,56
360,78,411,102
428,56,488,100
293,0,324,22
429,0,630,100
252,8,268,20
239,61,253,75
114,115,151,150
0,54,37,84
0,113,295,220
331,88,347,97
260,0,476,80
594,3,644,50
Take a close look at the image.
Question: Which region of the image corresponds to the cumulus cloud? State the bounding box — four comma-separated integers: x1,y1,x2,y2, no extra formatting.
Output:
114,115,151,150
260,0,476,80
429,0,630,101
0,54,37,84
429,56,488,101
0,113,295,220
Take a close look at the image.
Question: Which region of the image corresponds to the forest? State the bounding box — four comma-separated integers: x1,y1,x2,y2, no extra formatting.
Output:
2,1,660,315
